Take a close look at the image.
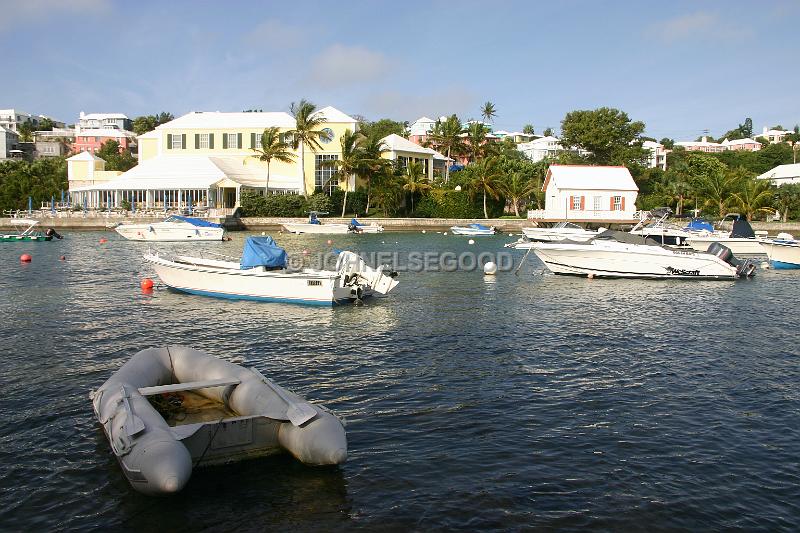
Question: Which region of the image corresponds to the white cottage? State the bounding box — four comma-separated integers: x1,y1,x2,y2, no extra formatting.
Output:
529,165,639,222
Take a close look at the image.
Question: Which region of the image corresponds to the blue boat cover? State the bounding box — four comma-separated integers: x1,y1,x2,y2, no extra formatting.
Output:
350,218,363,226
167,215,222,228
685,219,713,232
240,236,287,270
470,223,490,230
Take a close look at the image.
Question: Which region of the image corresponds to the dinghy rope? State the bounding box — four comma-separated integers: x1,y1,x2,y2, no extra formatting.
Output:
514,247,533,276
194,416,225,468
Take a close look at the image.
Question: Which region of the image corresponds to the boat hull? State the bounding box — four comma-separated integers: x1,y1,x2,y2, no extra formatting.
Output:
521,227,598,242
685,237,765,256
0,234,52,242
531,242,739,280
760,240,800,269
450,226,495,236
115,224,224,242
282,223,383,234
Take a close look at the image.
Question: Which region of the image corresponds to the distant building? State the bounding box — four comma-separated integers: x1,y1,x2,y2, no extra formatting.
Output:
78,112,132,131
72,127,136,154
528,164,639,222
642,140,668,170
493,130,537,143
757,127,790,144
720,137,762,152
675,136,726,153
33,128,75,158
0,125,20,159
518,136,565,162
756,164,800,186
407,116,437,144
379,134,450,180
0,109,65,132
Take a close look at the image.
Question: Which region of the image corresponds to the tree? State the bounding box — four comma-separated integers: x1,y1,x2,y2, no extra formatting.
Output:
321,129,364,216
288,99,328,196
469,157,503,218
481,101,496,123
659,137,675,150
132,112,174,135
357,136,389,215
371,163,403,216
402,161,431,214
559,107,647,166
424,115,465,183
542,127,554,137
38,118,55,132
96,140,137,171
499,172,537,217
686,154,737,216
18,119,34,142
358,118,406,141
465,121,492,163
774,183,800,222
249,127,295,196
522,124,535,135
729,175,774,220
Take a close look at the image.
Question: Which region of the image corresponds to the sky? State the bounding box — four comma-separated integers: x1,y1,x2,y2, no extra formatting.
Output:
1,0,798,140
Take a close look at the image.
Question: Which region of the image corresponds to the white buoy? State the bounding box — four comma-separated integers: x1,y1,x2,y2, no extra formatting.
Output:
483,261,497,275
261,231,266,236
468,239,475,245
443,232,448,236
761,261,770,269
422,230,426,234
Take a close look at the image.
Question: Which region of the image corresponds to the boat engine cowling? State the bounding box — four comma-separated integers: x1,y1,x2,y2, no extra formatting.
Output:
706,242,756,277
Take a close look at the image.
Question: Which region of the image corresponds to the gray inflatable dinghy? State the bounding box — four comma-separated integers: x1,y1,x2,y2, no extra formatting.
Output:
91,346,347,495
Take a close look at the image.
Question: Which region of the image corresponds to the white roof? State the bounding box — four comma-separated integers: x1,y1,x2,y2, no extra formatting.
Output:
157,105,356,131
721,137,760,146
519,135,561,149
675,140,722,147
380,134,450,160
71,155,298,191
757,163,800,182
642,140,663,148
544,165,638,191
76,127,135,138
81,112,129,120
314,106,357,124
67,151,104,161
138,130,159,139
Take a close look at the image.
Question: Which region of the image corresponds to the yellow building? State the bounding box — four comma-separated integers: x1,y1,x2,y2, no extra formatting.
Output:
69,106,358,211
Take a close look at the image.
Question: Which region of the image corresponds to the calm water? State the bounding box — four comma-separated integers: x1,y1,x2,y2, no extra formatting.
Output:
1,230,798,531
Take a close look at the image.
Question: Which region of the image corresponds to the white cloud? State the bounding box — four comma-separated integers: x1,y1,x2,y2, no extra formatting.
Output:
652,11,752,43
245,19,306,47
0,0,111,29
309,44,390,88
364,88,477,122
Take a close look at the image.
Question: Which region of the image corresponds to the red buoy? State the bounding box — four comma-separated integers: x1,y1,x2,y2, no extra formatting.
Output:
99,237,108,244
327,239,333,245
140,278,154,290
20,254,32,263
59,255,66,261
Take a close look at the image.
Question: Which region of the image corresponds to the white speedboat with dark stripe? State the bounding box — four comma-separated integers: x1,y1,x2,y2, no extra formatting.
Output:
144,236,398,306
521,222,604,243
530,230,755,280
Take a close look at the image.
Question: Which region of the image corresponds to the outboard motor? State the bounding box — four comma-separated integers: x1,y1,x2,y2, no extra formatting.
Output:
707,242,756,278
45,228,63,239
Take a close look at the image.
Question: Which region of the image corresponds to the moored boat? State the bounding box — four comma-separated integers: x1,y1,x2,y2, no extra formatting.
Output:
760,234,800,269
144,236,398,306
685,214,766,256
282,212,383,234
91,345,347,495
521,221,603,243
450,223,496,236
530,230,756,280
0,219,62,242
113,215,225,242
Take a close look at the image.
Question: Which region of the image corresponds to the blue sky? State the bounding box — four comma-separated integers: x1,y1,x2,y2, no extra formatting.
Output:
2,0,798,139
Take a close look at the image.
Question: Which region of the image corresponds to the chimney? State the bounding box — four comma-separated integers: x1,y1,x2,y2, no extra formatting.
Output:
763,126,768,135
702,136,707,142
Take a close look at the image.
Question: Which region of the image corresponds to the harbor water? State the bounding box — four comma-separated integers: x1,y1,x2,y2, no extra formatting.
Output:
1,231,798,531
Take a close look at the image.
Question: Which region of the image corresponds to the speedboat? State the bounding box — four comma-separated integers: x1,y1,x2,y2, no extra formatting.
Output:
450,223,495,236
530,230,756,280
521,222,604,243
91,345,347,495
282,212,383,234
144,236,398,306
759,234,800,269
0,219,62,242
685,214,765,256
113,215,225,242
629,208,694,246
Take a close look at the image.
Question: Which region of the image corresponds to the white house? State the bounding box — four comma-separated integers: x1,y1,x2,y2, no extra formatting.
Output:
78,111,131,131
642,140,668,170
756,163,800,186
528,165,639,222
757,127,791,144
518,136,563,162
380,133,450,180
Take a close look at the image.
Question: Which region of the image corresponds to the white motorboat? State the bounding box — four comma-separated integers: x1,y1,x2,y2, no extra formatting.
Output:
759,234,800,269
685,215,765,256
521,222,604,243
114,215,225,242
450,223,496,236
629,208,694,246
282,212,383,234
91,345,347,495
144,236,398,306
530,230,756,280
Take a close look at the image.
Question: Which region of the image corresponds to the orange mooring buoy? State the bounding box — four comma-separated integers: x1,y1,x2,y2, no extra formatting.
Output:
99,237,108,244
20,254,32,263
140,278,154,290
59,255,66,261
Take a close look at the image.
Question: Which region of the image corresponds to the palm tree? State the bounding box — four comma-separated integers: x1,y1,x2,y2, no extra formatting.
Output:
287,99,328,196
249,127,295,195
774,183,800,222
371,164,404,217
425,115,465,183
687,155,738,216
402,161,431,214
465,121,490,163
469,157,504,219
321,129,365,217
357,136,389,215
481,101,496,123
729,177,775,220
500,172,538,217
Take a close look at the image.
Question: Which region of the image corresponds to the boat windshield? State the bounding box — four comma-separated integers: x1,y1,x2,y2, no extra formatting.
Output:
593,230,662,246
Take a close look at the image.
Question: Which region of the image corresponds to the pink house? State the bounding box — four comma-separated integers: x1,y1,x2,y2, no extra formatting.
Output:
71,127,135,154
721,138,762,152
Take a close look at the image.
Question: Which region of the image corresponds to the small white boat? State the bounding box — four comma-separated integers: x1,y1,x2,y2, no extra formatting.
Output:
629,208,693,246
450,223,496,236
114,215,225,242
760,234,800,269
521,222,603,242
282,212,383,234
1,218,62,242
91,345,347,495
144,236,398,306
530,230,756,280
685,215,765,256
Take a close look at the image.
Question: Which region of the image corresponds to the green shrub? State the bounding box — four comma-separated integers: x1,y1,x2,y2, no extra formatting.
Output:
416,189,484,218
240,191,307,217
307,192,332,214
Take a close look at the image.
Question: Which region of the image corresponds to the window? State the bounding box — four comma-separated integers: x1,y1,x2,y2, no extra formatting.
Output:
593,196,602,211
171,135,183,149
571,196,582,210
315,154,339,193
198,133,209,149
612,196,623,210
226,133,238,149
